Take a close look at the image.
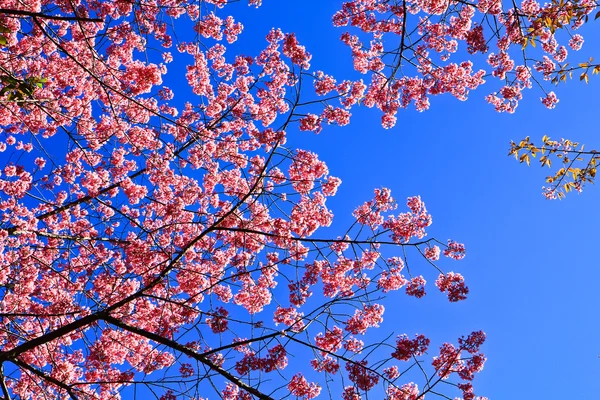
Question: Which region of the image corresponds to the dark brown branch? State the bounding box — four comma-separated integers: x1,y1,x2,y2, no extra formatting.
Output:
10,359,78,400
0,312,105,361
11,229,131,244
212,226,434,247
0,311,82,317
0,8,102,22
102,315,274,400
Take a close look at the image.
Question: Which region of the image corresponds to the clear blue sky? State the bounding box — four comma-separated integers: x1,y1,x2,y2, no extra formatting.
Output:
201,2,600,399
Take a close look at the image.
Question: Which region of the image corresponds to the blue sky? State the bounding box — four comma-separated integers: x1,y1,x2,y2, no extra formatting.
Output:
207,1,600,399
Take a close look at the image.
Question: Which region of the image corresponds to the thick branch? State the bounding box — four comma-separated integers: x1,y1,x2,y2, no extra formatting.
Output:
102,315,274,400
10,359,78,400
0,8,102,22
11,229,130,244
0,312,105,361
213,226,434,247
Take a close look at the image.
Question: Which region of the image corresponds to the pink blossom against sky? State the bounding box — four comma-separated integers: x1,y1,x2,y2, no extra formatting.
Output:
1,0,600,398
205,2,600,398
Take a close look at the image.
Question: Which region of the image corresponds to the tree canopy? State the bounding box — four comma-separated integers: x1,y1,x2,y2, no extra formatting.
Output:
0,0,597,399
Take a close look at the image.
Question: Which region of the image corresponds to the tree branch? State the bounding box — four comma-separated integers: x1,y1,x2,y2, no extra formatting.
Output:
102,315,274,400
212,226,434,247
10,359,78,400
0,8,102,22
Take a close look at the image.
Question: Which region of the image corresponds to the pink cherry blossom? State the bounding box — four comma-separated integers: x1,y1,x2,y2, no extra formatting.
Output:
346,360,379,391
288,374,321,399
436,272,469,302
0,0,517,397
406,276,427,298
541,91,559,109
392,334,431,361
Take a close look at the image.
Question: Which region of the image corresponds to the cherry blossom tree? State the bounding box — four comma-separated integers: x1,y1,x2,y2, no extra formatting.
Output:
0,0,596,398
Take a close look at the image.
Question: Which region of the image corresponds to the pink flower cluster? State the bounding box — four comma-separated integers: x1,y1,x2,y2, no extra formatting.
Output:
315,326,344,352
326,0,593,124
443,240,466,259
436,272,469,302
206,307,229,333
406,276,427,298
346,360,380,391
288,374,321,399
386,383,421,400
234,344,288,375
432,331,487,383
383,196,432,243
344,304,385,335
392,334,431,361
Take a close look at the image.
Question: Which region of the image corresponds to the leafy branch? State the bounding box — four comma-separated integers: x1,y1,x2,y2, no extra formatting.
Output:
509,135,599,199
